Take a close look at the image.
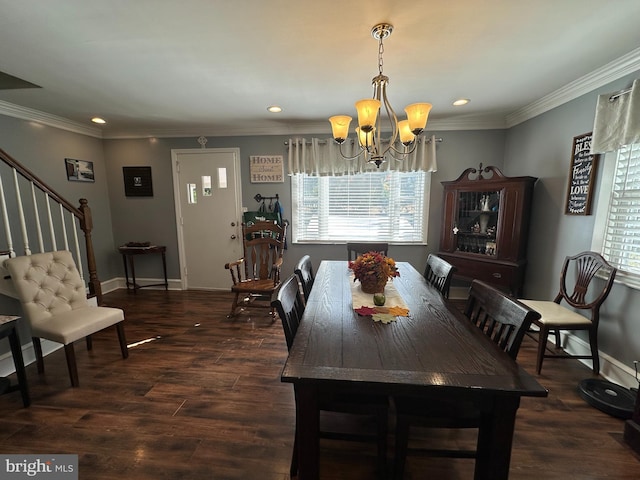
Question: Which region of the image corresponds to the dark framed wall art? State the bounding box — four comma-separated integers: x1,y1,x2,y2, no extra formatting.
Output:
564,132,599,215
65,158,95,182
123,166,153,197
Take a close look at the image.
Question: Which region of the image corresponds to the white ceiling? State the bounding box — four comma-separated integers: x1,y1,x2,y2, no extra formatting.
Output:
1,0,639,139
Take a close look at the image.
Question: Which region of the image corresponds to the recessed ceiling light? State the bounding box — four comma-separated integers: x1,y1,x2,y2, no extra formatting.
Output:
452,99,470,106
91,117,106,124
267,105,282,113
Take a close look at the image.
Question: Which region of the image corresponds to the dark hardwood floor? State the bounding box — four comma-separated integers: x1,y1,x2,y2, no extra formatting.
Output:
0,289,638,479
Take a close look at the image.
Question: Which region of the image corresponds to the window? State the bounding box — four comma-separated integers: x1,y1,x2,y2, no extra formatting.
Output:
291,171,429,244
592,143,640,288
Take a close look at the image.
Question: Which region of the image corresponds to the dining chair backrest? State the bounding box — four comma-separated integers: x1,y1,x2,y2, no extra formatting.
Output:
294,255,315,301
271,274,306,350
423,254,456,298
346,242,389,261
464,280,541,360
554,251,617,316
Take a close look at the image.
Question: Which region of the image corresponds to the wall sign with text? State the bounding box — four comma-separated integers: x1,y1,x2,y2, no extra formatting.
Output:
249,155,284,183
564,132,599,215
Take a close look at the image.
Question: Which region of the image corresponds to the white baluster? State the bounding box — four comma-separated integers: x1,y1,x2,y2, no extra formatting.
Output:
71,214,85,284
12,169,30,255
45,194,57,251
31,183,44,252
59,203,69,251
0,175,15,257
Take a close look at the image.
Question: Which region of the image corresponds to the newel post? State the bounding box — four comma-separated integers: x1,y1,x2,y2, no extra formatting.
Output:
78,198,103,304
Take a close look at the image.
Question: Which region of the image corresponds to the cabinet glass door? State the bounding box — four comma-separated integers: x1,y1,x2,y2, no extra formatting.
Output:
454,190,500,256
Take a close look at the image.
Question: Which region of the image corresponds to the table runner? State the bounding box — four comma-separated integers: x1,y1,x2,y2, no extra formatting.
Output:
350,276,409,323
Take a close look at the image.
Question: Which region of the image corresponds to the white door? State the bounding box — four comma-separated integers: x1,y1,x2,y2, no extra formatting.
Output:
171,148,243,290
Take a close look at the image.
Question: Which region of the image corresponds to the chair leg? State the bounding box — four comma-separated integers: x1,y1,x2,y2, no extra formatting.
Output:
32,337,45,374
376,408,388,479
553,328,561,349
588,328,600,375
116,322,129,359
290,429,298,478
86,334,93,351
64,343,80,387
536,325,551,374
228,293,240,318
393,415,410,480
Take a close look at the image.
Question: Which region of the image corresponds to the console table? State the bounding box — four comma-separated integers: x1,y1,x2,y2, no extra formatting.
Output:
0,315,30,407
118,245,168,292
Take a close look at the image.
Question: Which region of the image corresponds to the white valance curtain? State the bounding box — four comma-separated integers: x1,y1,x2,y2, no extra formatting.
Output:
591,78,640,153
287,134,438,176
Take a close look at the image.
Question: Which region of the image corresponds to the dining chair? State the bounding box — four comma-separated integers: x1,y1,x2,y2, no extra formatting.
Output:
393,279,540,479
294,254,314,302
423,254,456,298
224,220,286,318
272,274,390,479
346,242,389,261
519,251,617,375
4,250,128,388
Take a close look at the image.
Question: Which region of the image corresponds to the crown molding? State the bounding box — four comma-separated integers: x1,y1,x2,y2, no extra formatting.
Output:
0,100,102,138
506,47,640,127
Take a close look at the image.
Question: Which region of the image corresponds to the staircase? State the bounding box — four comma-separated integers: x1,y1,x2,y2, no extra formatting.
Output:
0,148,101,304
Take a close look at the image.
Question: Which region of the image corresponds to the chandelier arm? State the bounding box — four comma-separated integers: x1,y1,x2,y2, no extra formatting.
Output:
337,141,366,160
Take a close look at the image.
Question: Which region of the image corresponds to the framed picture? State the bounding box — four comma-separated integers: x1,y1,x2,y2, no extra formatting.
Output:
249,155,284,183
65,158,95,182
564,132,599,215
123,166,153,197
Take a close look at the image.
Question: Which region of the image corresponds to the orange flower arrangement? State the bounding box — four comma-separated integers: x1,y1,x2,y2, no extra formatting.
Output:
349,251,400,286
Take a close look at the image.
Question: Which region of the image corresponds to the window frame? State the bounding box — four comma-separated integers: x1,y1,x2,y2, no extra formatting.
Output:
290,170,431,245
591,145,640,290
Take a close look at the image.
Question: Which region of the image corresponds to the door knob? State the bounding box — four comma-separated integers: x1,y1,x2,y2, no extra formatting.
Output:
231,222,236,227
230,235,237,240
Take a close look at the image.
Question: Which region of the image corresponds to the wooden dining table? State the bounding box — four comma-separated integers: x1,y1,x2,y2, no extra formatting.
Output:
281,260,547,480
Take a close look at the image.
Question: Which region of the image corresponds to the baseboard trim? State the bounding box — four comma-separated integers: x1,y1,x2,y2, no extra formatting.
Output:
558,331,638,389
0,339,61,377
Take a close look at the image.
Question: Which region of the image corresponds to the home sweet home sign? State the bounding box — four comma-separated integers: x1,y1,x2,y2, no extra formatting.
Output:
249,155,284,183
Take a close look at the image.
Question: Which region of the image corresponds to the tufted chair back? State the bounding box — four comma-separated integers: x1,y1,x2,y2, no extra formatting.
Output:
6,250,89,322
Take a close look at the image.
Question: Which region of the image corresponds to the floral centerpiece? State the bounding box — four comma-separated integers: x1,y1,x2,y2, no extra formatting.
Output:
348,251,400,294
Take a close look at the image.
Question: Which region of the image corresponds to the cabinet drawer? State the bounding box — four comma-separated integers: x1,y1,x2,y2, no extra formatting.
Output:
438,253,524,294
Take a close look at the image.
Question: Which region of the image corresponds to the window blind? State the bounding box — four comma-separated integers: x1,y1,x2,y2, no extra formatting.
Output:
602,143,640,275
291,171,428,243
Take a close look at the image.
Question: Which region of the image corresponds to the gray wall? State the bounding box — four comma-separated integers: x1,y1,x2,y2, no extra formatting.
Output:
102,130,506,281
504,71,640,371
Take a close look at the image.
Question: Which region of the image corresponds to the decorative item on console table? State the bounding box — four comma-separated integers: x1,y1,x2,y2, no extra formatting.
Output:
438,164,537,296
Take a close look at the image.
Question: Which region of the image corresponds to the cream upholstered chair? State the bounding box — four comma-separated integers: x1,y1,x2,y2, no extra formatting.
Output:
519,251,617,375
5,250,128,387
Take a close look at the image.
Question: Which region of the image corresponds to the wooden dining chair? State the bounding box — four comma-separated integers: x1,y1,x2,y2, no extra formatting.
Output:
423,254,456,298
393,280,540,479
272,274,390,479
519,251,617,375
294,254,315,302
346,242,389,260
224,220,286,318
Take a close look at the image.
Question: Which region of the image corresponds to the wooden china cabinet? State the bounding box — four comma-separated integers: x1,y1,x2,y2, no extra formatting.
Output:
438,164,537,296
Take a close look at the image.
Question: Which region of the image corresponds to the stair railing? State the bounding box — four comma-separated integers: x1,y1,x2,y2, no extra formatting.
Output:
0,148,102,304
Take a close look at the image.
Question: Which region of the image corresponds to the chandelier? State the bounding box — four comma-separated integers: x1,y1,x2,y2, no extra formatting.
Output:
329,23,432,168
